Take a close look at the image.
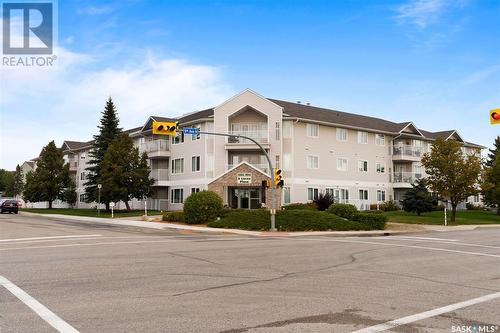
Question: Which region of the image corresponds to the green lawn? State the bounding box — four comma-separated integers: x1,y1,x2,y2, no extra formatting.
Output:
21,208,161,218
385,210,500,225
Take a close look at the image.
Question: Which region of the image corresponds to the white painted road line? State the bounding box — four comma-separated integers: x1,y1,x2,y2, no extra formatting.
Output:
0,234,102,243
368,237,500,250
0,275,80,333
352,291,500,333
297,238,500,259
388,236,458,241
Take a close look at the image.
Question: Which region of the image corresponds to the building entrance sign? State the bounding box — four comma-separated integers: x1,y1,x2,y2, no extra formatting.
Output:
236,173,252,184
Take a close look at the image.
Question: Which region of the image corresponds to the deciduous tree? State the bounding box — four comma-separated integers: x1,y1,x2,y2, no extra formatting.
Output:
99,134,153,210
421,139,481,222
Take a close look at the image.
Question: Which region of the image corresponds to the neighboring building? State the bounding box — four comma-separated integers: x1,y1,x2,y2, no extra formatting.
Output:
21,89,484,210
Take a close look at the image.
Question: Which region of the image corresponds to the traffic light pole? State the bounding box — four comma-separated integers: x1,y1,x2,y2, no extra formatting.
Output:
197,131,277,231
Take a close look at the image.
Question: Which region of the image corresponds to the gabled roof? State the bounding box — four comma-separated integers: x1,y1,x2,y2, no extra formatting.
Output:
270,99,405,134
62,141,90,150
208,161,270,185
177,108,214,125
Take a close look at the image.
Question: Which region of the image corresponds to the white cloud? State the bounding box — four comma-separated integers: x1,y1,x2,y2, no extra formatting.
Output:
0,48,233,170
395,0,446,28
77,6,115,15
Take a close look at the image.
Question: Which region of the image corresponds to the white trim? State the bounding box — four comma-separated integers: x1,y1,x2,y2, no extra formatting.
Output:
445,130,465,142
398,122,425,137
287,178,391,188
213,88,284,111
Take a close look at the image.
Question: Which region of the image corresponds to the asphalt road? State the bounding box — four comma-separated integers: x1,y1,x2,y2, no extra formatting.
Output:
1,213,499,333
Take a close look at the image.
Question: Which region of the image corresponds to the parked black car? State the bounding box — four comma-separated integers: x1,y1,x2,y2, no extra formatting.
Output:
1,200,19,214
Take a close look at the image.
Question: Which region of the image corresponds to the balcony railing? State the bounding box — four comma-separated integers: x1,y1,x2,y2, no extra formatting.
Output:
392,171,423,183
68,161,78,171
227,163,269,174
150,168,169,184
392,145,426,158
140,139,169,153
227,130,269,144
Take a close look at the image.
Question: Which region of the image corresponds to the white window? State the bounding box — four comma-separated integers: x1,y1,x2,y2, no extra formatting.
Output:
191,125,201,141
334,188,349,203
171,158,184,174
337,158,348,171
358,131,368,144
283,154,291,171
191,156,201,172
191,187,200,194
275,122,281,141
336,128,348,142
376,162,385,173
306,155,319,169
377,190,386,202
79,194,86,202
171,188,184,204
306,123,319,137
375,134,385,146
358,160,368,172
414,164,422,177
80,153,86,159
307,188,319,201
283,187,291,204
473,194,480,203
359,189,369,200
275,155,280,169
80,172,86,180
283,121,292,138
172,132,184,145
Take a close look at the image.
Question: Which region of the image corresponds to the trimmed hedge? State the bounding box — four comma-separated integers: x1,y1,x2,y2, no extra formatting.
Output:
350,212,388,230
327,203,358,219
162,211,184,222
208,209,376,231
282,203,317,210
183,191,223,224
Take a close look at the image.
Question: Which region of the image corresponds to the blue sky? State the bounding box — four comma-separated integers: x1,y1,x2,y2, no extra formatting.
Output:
1,0,499,169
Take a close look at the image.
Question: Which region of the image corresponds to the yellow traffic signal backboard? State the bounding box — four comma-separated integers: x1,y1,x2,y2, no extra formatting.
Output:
491,109,500,125
152,121,178,135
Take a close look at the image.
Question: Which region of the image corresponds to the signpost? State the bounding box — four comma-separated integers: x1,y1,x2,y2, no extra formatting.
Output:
97,184,102,216
110,202,115,218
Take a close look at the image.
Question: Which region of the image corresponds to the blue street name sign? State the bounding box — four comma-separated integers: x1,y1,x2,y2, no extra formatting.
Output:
182,127,200,135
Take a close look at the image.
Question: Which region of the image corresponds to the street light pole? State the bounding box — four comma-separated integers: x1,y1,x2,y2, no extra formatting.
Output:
198,131,278,231
97,184,102,216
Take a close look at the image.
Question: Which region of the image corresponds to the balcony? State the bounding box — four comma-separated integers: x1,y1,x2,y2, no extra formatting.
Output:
392,171,423,188
68,161,78,171
226,163,269,175
140,139,170,159
150,168,169,185
225,130,270,150
392,145,426,162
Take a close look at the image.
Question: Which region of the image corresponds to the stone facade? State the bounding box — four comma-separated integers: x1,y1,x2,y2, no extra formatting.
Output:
208,162,282,209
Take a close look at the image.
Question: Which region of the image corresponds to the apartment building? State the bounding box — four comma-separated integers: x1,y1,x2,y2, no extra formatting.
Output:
22,89,484,210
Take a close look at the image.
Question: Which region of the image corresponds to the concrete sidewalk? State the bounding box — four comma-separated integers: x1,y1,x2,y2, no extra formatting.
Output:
19,212,500,237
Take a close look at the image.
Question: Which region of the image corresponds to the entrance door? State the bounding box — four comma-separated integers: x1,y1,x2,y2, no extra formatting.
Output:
230,188,261,209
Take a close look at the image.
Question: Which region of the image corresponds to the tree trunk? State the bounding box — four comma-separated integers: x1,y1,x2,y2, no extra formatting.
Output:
497,206,500,216
105,202,110,211
48,200,53,209
125,201,131,211
451,203,457,223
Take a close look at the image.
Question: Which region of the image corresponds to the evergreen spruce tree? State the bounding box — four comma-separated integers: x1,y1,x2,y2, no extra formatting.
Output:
401,179,434,216
12,165,24,198
85,97,122,210
64,180,78,208
27,141,71,208
482,137,500,214
99,134,153,210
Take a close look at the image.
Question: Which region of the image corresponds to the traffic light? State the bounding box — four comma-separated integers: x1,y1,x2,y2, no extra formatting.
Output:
273,169,284,188
152,121,178,135
261,179,270,189
491,109,500,125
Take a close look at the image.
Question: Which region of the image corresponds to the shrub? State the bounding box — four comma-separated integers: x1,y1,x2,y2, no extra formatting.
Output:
466,202,484,211
162,211,184,222
282,203,317,210
208,209,380,231
327,203,358,219
350,212,388,230
379,200,399,211
183,191,223,224
208,210,270,230
313,192,335,211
